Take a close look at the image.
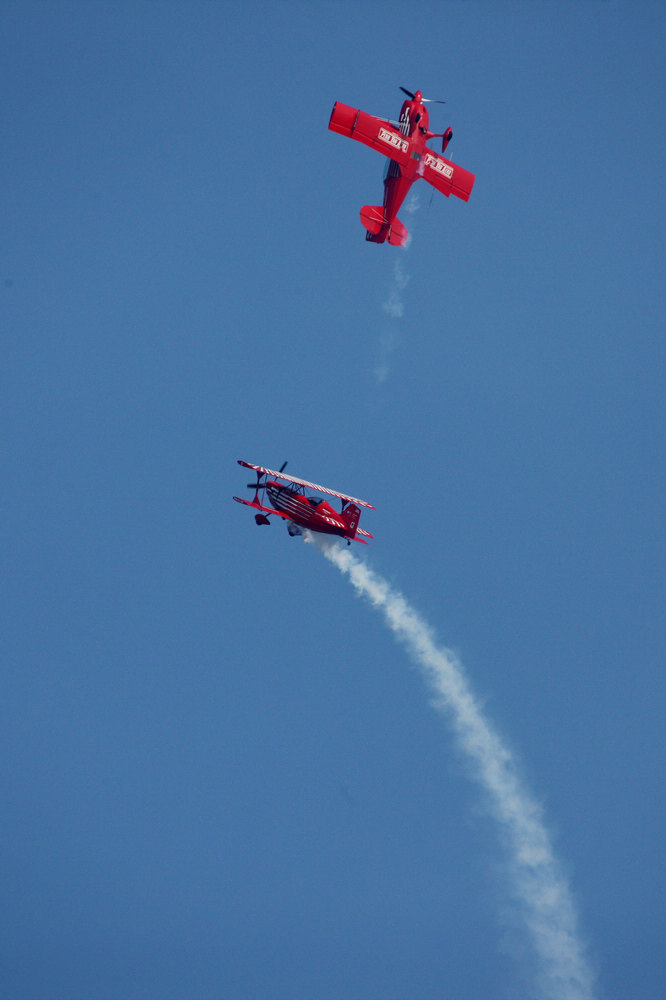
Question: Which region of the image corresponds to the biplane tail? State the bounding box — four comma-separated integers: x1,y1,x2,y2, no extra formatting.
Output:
341,503,362,539
360,206,408,247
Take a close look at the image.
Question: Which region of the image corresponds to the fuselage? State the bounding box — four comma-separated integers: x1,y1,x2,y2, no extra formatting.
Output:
266,482,349,536
374,93,431,241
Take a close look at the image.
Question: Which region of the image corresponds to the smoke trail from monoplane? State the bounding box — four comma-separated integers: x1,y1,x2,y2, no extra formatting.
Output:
307,534,598,1000
374,193,419,383
375,258,409,383
382,257,410,319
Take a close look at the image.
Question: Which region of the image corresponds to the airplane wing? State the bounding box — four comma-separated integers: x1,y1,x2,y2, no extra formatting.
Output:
233,496,291,520
238,461,375,510
419,149,475,202
329,102,411,168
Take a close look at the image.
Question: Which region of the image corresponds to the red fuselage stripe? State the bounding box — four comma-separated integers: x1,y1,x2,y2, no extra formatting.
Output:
267,485,347,534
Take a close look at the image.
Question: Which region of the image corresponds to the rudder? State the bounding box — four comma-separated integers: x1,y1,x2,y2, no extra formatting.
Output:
341,503,361,538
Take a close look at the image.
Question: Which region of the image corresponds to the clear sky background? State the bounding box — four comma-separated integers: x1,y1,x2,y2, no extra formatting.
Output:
2,2,664,999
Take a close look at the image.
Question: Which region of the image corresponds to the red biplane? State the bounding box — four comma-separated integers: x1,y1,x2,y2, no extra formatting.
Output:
234,461,374,545
329,86,475,246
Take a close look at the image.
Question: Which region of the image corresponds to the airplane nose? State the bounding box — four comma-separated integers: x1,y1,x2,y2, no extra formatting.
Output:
414,90,423,103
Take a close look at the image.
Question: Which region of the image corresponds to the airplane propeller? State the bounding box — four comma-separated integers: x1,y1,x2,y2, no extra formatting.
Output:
247,461,287,492
400,86,445,104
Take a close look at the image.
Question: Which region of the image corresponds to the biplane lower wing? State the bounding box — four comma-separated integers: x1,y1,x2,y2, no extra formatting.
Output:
420,149,475,202
233,496,290,520
329,103,411,169
235,496,371,544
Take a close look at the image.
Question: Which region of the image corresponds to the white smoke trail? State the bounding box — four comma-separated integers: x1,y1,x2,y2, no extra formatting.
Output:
382,258,410,319
307,534,598,1000
374,192,419,383
375,259,409,382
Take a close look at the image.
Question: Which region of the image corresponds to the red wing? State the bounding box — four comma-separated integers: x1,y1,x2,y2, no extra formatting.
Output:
329,102,411,169
420,150,475,202
232,496,291,520
238,461,374,510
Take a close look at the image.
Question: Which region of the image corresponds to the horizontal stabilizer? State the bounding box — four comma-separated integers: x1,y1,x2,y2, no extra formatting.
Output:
360,205,385,235
388,217,408,246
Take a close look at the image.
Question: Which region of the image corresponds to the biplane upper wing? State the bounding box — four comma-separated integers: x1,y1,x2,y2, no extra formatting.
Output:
233,496,291,520
238,461,375,510
419,148,475,202
329,103,411,168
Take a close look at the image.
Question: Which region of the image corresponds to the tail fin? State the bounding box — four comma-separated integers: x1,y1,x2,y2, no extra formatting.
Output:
340,503,361,538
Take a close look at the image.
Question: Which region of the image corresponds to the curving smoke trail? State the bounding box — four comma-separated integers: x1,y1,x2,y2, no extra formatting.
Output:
306,534,598,1000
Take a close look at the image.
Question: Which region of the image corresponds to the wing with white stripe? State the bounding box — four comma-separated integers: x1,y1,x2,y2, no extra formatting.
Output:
329,103,411,168
233,496,291,520
238,460,375,509
420,149,475,202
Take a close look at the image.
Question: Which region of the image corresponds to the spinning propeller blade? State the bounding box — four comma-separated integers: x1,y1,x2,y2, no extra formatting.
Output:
247,461,287,492
400,86,445,104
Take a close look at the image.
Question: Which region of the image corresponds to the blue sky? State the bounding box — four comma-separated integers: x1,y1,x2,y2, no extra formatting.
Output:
2,2,665,998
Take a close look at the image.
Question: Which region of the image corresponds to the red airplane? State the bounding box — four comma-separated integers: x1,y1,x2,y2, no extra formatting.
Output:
329,86,475,246
234,461,374,545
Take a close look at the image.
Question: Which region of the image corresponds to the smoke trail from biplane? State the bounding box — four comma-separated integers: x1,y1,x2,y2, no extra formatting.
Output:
306,534,598,1000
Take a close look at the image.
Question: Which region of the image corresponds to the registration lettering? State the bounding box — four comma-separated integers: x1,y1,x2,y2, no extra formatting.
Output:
378,128,408,153
424,153,454,179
